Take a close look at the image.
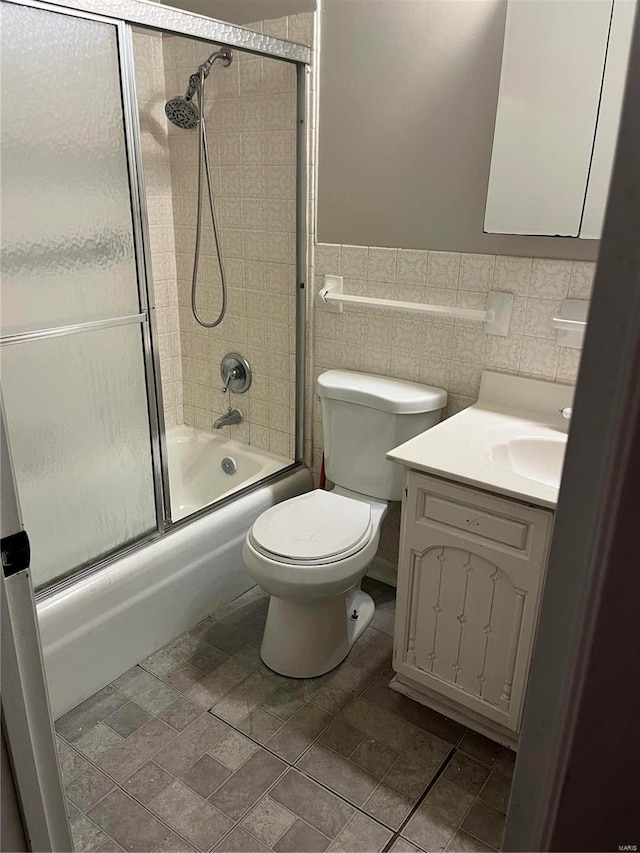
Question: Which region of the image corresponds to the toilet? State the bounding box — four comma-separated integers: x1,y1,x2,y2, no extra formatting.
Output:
242,370,447,678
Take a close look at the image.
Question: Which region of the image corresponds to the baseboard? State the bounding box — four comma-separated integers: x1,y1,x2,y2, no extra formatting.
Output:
366,555,397,588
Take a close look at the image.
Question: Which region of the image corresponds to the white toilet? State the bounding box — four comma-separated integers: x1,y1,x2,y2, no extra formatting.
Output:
242,370,447,678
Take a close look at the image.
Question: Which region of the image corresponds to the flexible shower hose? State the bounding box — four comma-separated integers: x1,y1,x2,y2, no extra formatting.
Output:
191,66,227,328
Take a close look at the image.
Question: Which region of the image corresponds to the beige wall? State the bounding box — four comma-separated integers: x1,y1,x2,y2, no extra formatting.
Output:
166,0,315,26
317,0,598,261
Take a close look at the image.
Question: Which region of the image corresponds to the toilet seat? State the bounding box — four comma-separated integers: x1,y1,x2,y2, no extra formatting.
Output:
249,490,373,566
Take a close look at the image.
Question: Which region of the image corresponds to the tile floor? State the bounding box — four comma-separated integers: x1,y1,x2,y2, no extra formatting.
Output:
56,579,515,853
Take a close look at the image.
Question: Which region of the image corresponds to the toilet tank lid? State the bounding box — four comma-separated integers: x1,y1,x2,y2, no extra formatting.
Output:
316,370,447,414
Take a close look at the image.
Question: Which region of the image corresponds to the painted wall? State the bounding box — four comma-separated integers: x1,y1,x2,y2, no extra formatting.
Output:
301,5,597,570
316,0,598,261
166,0,315,26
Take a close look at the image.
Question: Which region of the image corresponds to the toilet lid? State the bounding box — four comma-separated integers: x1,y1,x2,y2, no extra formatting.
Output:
250,490,372,562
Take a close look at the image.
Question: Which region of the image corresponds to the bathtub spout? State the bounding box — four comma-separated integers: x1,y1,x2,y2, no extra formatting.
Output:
213,408,242,429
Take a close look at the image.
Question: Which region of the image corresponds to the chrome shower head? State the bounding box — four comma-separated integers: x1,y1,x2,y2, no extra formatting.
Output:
165,96,199,129
164,49,232,130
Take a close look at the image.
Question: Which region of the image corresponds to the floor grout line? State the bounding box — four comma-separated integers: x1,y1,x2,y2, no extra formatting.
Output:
379,731,510,853
382,745,458,852
291,762,399,838
59,735,199,853
204,760,292,853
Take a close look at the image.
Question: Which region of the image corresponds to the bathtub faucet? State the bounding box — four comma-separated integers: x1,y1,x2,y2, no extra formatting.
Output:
213,407,242,429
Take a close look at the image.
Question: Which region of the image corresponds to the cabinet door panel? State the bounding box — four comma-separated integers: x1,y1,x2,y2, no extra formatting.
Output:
395,474,553,732
581,0,637,238
484,0,612,236
456,549,513,703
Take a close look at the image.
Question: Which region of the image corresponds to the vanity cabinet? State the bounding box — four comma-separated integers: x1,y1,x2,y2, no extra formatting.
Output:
392,471,554,745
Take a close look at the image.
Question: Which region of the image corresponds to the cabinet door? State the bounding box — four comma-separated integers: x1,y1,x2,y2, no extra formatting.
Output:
484,0,612,237
394,473,553,733
581,0,637,238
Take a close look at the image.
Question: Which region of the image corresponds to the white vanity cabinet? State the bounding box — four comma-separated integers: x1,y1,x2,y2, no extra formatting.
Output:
392,471,554,746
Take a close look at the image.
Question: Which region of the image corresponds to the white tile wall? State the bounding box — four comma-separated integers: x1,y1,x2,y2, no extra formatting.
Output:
134,14,315,455
133,29,183,429
160,13,315,457
309,242,595,565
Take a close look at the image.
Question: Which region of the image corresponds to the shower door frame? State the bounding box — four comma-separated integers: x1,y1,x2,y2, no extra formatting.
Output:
1,0,312,599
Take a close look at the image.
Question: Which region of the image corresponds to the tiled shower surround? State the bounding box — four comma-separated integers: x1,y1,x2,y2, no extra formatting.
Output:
134,29,183,430
134,14,314,456
310,245,595,565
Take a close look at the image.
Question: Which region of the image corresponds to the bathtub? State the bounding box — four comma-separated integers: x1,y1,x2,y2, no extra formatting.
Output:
37,431,312,719
168,425,292,521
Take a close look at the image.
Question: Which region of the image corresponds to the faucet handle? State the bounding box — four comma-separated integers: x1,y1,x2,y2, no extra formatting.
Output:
220,366,239,394
219,353,252,394
559,406,572,420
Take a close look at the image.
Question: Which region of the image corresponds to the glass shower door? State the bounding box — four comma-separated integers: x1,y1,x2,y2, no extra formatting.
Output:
0,1,161,591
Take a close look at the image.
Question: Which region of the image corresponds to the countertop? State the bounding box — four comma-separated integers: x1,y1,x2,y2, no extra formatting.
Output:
387,371,574,509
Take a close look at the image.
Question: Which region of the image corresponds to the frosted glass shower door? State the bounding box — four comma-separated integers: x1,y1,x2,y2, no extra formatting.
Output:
0,2,160,590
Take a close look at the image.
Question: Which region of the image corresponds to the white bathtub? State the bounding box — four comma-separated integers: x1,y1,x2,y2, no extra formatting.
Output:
168,425,292,521
37,431,311,719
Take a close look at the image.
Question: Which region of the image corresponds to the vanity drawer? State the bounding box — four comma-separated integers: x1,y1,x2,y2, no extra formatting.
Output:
408,471,549,552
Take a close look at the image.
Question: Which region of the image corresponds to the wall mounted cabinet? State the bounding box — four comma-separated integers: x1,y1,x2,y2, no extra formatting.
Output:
485,0,636,240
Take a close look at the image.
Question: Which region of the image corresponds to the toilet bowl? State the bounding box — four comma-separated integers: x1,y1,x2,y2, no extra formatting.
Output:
243,369,447,678
243,487,387,678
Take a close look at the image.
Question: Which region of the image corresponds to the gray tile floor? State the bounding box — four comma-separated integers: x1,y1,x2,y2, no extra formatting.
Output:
56,579,515,853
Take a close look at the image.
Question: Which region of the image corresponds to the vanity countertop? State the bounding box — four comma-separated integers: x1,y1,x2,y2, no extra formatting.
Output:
387,371,575,509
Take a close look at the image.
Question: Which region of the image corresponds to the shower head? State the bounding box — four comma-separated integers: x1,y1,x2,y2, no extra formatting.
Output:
164,48,232,130
165,96,200,129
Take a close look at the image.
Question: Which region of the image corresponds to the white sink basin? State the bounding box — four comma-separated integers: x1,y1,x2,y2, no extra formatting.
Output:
470,421,568,489
387,372,574,507
490,435,567,488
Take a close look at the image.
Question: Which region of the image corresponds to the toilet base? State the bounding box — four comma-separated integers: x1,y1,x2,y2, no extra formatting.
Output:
260,587,375,678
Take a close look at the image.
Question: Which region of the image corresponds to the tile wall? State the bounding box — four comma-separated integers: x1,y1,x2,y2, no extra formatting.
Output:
134,14,315,457
309,244,595,566
134,29,183,429
160,15,314,458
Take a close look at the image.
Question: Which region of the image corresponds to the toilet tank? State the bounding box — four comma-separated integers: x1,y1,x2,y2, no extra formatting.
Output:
317,370,447,501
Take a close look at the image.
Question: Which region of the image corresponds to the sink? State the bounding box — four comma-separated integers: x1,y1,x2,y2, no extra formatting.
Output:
490,435,567,488
387,372,574,506
470,421,568,489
